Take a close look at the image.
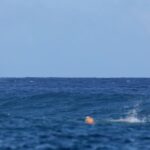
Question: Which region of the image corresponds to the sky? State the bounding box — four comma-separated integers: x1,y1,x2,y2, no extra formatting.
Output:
0,0,150,77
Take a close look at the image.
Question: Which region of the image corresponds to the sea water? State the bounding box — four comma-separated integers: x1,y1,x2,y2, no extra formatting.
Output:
0,78,150,150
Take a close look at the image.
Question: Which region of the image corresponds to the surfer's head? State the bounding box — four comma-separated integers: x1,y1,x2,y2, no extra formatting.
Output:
85,116,95,125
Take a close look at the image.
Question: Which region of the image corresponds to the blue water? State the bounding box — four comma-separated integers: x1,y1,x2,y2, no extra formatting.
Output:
0,78,150,150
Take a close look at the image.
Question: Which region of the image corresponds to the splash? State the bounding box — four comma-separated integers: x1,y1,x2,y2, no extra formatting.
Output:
111,114,145,123
110,103,146,124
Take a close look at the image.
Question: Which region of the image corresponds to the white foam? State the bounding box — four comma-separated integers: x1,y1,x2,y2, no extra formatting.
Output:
110,105,146,124
110,116,145,123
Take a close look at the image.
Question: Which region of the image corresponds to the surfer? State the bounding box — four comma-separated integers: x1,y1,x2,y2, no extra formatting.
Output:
85,116,95,125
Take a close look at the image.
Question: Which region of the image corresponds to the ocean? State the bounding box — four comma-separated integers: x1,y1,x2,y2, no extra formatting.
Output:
0,78,150,150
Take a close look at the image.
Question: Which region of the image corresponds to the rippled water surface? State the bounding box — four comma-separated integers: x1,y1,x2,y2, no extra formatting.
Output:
0,78,150,150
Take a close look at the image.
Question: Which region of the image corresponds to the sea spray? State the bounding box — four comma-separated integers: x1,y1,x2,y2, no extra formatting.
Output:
110,102,146,123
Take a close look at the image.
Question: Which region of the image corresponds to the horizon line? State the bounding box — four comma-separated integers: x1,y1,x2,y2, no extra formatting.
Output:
0,76,150,79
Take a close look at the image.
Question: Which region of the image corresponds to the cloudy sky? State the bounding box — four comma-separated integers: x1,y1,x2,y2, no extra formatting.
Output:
0,0,150,77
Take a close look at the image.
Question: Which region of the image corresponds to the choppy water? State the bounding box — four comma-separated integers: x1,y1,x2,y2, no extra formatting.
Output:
0,78,150,150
